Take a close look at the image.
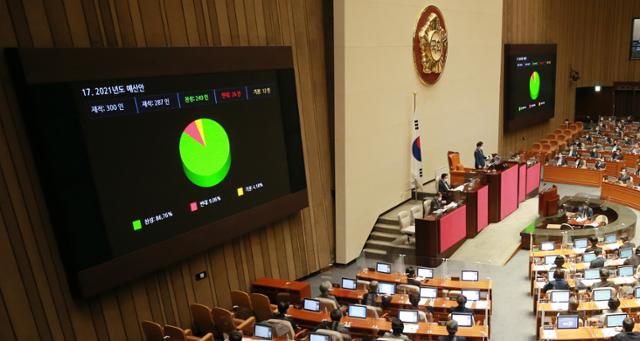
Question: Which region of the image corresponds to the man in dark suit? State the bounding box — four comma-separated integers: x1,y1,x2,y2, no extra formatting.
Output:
430,192,445,212
542,270,570,293
591,268,616,289
613,317,640,340
624,248,640,267
363,281,379,307
438,173,451,193
619,169,632,184
438,320,467,341
474,141,486,169
594,158,606,170
590,250,607,269
577,203,594,219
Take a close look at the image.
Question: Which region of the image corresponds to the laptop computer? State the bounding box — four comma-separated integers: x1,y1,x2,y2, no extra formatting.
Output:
619,266,634,277
376,262,391,274
398,310,419,324
461,289,480,302
254,324,273,340
634,287,640,299
348,305,367,319
377,282,396,295
584,268,600,280
416,267,434,279
605,313,628,328
605,234,617,244
574,238,588,249
341,278,357,290
545,255,557,266
620,248,633,259
461,270,478,281
420,286,437,299
303,298,321,312
451,312,473,327
309,333,330,341
593,288,612,301
541,241,555,251
550,290,570,303
583,252,596,263
556,315,579,329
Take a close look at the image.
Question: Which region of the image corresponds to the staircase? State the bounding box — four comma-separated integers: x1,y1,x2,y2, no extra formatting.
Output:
362,200,423,259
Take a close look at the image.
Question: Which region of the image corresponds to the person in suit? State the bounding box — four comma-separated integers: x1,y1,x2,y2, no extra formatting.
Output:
438,173,452,194
612,142,621,152
430,192,445,212
577,203,594,219
438,320,467,341
619,169,632,184
318,309,351,340
408,292,432,322
612,317,640,340
557,297,584,327
591,268,616,289
586,134,593,143
621,236,635,249
542,270,570,294
363,281,379,307
474,141,486,169
568,145,578,157
229,331,243,341
613,150,624,161
449,295,473,314
554,153,567,166
625,248,640,267
574,156,585,168
590,249,607,269
590,147,600,158
273,301,298,330
586,236,601,253
595,158,606,170
317,281,339,306
382,318,411,341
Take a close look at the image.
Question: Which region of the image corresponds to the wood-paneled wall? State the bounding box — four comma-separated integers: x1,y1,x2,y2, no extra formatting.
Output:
500,0,640,155
0,1,334,340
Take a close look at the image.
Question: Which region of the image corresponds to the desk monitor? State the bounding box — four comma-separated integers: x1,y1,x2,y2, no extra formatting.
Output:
462,289,480,302
574,238,588,249
303,298,320,312
583,252,596,263
341,278,357,290
377,282,396,295
619,266,634,277
584,268,600,280
550,290,570,303
541,241,555,251
420,286,438,299
254,324,273,340
398,310,419,324
620,248,633,259
634,287,640,299
348,305,367,319
593,288,612,301
451,312,473,327
376,262,391,274
461,270,479,282
417,267,434,279
556,315,579,329
605,233,617,244
309,334,330,341
544,255,557,266
605,313,628,328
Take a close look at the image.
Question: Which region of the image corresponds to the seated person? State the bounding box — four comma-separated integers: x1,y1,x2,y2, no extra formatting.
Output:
554,153,567,166
568,145,578,157
408,292,432,322
574,156,585,168
577,203,594,220
318,309,351,340
363,281,379,307
557,297,584,327
380,295,393,317
273,301,298,330
382,318,411,341
621,236,636,249
619,169,632,184
317,281,339,306
591,268,616,289
595,158,606,170
554,255,567,269
586,237,602,253
449,295,473,315
438,173,452,193
612,317,640,340
589,297,623,326
624,248,640,267
229,331,243,341
431,192,446,212
613,150,624,161
590,147,599,158
542,270,570,294
438,320,467,341
590,249,607,269
405,267,422,286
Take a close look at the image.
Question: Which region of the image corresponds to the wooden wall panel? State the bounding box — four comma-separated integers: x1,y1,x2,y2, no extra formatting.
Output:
500,0,640,155
0,0,334,340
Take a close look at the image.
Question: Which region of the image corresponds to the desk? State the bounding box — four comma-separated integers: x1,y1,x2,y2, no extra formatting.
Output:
384,294,491,324
601,180,640,210
251,278,311,304
415,205,467,267
286,307,329,328
340,317,490,340
355,271,408,284
538,326,640,340
543,165,604,187
465,185,489,237
422,278,493,292
527,162,542,197
330,288,366,304
485,163,519,222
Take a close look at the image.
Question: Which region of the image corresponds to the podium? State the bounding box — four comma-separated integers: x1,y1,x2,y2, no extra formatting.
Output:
538,185,559,217
415,205,467,267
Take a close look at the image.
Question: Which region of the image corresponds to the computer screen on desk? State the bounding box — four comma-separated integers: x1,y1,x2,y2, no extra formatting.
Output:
545,255,556,265
398,310,419,324
619,266,634,277
376,262,391,274
605,234,617,244
620,248,633,259
583,252,596,263
451,313,473,327
348,305,367,319
303,298,320,312
417,267,434,279
377,282,396,295
574,238,588,249
541,241,555,251
550,290,570,303
342,278,356,290
593,288,612,301
462,289,480,302
254,324,273,340
461,270,479,281
420,286,438,299
584,268,600,280
309,334,330,341
557,315,579,329
605,313,628,328
635,287,640,299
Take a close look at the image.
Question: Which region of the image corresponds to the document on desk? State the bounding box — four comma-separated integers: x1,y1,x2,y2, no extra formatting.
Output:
542,330,557,339
595,301,609,310
470,301,488,310
453,185,465,191
403,324,419,334
601,328,618,337
550,303,568,311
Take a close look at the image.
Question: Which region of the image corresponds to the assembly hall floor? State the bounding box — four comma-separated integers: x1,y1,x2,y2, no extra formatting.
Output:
307,182,640,340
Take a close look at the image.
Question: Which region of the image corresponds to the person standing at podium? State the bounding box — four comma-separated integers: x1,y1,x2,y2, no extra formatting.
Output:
474,141,487,169
438,173,451,193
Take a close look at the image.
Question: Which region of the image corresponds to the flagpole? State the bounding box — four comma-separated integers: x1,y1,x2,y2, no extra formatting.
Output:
413,92,417,201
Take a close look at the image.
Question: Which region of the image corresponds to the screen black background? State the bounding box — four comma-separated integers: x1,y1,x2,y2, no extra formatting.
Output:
504,44,557,132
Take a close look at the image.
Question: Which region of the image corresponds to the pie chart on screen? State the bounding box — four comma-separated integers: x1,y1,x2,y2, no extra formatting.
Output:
529,71,540,100
179,118,231,188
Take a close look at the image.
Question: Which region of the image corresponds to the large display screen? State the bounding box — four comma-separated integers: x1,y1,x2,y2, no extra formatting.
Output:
7,47,308,297
503,44,557,131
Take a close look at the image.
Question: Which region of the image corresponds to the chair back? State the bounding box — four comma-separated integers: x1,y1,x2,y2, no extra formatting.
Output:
316,329,345,341
265,319,295,339
365,305,379,318
409,205,423,224
397,211,411,229
212,307,236,335
276,292,292,304
423,199,433,216
231,290,254,319
141,320,165,341
316,297,338,312
448,151,464,170
190,303,216,336
164,325,187,341
397,284,420,295
356,280,370,291
250,293,275,322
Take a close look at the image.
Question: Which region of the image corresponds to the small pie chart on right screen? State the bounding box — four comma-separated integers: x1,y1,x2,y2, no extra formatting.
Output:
179,118,231,188
529,71,540,100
